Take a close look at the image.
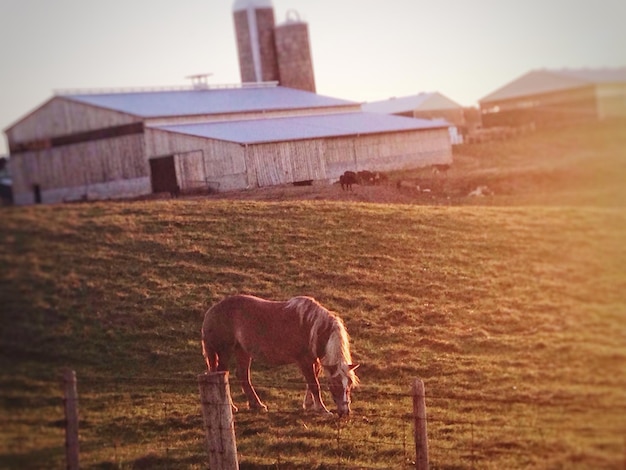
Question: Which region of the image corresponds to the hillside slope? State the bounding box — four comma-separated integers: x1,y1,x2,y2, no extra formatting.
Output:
0,119,625,468
2,200,625,468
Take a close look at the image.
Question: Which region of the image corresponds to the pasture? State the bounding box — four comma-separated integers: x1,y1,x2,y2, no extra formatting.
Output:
1,120,625,468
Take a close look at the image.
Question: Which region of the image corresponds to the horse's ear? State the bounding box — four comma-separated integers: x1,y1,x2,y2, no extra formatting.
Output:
348,364,360,372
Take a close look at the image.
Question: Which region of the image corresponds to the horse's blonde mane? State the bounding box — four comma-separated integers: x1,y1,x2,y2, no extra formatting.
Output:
286,296,359,386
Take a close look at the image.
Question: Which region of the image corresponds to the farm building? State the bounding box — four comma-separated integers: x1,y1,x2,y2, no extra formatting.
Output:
5,83,452,205
479,67,626,128
363,92,466,144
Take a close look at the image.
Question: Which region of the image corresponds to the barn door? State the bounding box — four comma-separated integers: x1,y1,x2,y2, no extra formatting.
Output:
149,156,178,195
33,184,42,204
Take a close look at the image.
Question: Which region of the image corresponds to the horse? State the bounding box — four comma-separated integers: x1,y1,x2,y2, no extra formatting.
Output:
201,294,359,416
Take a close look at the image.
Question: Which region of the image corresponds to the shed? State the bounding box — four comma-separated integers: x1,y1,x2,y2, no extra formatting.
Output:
363,92,466,143
146,112,451,193
5,84,452,205
363,92,465,124
479,67,626,128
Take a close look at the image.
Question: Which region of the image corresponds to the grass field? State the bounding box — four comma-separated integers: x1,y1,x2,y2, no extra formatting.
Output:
1,119,625,469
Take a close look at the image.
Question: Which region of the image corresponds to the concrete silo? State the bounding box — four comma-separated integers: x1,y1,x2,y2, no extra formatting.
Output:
233,0,279,83
274,10,316,92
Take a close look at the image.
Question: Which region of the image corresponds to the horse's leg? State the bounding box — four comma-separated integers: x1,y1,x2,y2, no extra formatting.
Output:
298,360,330,413
302,360,321,410
211,347,239,413
202,343,218,372
235,348,268,412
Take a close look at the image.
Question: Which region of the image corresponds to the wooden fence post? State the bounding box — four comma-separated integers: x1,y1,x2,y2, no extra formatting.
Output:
61,368,79,470
412,378,429,470
198,371,239,469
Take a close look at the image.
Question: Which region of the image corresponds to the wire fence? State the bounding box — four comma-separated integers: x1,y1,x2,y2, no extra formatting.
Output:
2,372,624,469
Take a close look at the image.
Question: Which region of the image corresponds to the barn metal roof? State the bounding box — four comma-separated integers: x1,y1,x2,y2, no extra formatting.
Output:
480,67,626,103
152,112,448,144
363,92,463,114
64,85,356,118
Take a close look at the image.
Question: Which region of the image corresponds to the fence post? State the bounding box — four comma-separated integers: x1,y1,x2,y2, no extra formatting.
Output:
412,378,429,470
198,371,239,469
61,368,79,470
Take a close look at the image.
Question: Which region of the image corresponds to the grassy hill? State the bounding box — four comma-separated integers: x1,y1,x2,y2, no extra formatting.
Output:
1,119,625,469
196,118,626,207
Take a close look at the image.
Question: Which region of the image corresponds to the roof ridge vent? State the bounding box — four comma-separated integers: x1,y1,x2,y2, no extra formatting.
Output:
186,73,213,89
53,81,279,96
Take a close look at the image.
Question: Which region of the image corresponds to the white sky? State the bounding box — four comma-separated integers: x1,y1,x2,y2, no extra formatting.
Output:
1,0,625,155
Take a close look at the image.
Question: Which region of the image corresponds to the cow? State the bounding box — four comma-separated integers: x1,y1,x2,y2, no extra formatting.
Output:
339,171,358,191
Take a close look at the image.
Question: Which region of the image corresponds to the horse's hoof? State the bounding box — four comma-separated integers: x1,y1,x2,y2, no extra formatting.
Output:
313,407,331,415
249,404,269,413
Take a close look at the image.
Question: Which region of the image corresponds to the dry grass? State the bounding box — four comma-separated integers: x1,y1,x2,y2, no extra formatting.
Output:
0,119,625,469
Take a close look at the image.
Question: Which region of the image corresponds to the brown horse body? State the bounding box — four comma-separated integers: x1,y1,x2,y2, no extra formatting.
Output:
201,294,358,416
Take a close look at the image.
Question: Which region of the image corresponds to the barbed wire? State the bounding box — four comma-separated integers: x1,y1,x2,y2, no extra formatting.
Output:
8,374,625,416
5,371,625,468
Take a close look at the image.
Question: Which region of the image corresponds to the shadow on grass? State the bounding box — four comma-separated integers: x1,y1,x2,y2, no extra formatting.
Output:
0,445,65,469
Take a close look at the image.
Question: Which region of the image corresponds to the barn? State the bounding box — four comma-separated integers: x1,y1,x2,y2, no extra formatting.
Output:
5,83,452,205
479,67,626,128
363,92,465,125
363,92,466,144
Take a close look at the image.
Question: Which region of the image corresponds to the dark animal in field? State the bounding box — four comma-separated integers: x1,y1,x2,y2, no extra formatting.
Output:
357,171,375,185
339,171,358,191
202,294,359,416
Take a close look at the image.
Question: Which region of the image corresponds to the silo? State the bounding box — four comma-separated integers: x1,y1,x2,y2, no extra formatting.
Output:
274,10,316,92
232,0,279,83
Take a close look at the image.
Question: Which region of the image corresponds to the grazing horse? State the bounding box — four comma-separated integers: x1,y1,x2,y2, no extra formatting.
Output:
201,294,359,416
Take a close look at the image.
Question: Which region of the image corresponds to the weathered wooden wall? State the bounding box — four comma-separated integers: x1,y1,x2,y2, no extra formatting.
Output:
6,97,136,147
144,126,452,192
144,129,249,192
246,140,327,186
10,134,147,205
324,128,452,178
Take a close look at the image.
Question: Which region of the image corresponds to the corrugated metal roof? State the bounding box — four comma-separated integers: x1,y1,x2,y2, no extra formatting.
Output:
233,0,272,11
480,67,626,103
65,86,356,118
151,112,448,144
363,92,463,114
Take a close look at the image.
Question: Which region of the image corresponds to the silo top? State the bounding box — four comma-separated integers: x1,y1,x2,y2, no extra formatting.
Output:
276,9,305,26
233,0,273,11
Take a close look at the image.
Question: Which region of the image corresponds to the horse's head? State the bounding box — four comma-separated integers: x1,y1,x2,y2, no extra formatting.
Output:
326,363,359,417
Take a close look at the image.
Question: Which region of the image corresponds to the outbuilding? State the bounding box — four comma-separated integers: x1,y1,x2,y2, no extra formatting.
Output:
479,67,626,128
5,83,452,205
363,92,466,144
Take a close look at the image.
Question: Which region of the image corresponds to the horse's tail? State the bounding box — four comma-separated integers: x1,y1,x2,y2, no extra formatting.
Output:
201,306,220,371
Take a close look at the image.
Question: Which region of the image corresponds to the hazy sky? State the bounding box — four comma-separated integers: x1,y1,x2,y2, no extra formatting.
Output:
1,0,625,155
